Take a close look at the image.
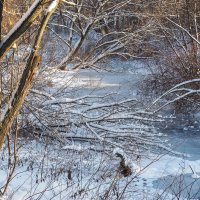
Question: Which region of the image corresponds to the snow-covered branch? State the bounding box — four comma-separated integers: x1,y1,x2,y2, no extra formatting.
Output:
149,79,200,112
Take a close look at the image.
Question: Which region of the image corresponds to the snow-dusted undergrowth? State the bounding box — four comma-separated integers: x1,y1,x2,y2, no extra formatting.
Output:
1,57,196,200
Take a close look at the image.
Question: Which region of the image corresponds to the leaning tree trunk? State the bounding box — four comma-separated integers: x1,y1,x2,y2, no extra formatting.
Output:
0,0,60,150
0,0,50,61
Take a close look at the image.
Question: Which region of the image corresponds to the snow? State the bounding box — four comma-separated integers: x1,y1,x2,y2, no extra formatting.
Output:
45,0,59,14
0,127,199,198
113,147,142,173
30,89,55,99
141,156,200,180
1,25,200,199
62,144,82,151
191,173,200,179
113,147,125,157
189,165,200,179
62,0,76,6
33,64,200,199
0,85,19,122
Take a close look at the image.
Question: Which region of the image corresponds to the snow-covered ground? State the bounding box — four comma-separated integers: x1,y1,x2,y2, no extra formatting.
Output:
0,59,200,200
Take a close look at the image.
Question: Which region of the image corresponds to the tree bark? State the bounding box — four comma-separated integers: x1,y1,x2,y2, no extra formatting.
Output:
0,0,4,42
0,0,59,150
0,0,50,61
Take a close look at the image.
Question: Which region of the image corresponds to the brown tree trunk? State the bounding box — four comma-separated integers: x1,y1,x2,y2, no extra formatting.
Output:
0,0,49,61
0,0,59,150
0,0,4,42
0,55,41,149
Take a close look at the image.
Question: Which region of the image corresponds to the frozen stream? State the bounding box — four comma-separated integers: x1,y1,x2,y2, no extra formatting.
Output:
164,116,200,161
48,59,200,199
151,115,200,199
1,60,199,199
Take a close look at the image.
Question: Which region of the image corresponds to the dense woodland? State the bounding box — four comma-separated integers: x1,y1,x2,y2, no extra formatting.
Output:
0,0,200,199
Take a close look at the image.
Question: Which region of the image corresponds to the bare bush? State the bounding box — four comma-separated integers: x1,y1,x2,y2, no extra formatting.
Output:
141,0,200,112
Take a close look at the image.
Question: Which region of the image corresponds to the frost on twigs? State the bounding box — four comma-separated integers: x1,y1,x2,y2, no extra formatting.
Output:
25,88,176,157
